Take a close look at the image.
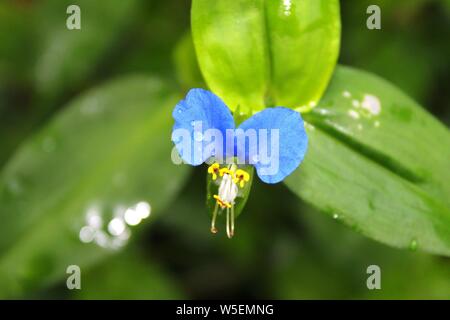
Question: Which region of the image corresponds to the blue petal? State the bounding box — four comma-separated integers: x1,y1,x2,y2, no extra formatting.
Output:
172,89,235,165
236,107,308,183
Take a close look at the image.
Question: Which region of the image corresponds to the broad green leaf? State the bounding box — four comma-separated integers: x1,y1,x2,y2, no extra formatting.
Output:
285,66,450,256
0,75,190,297
34,0,139,102
191,0,340,114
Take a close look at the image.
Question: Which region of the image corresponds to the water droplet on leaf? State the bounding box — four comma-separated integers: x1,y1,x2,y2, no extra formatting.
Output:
409,239,418,251
362,94,381,115
342,90,351,98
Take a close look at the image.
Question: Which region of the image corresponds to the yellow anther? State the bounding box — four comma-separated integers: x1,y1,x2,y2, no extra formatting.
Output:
207,163,220,180
213,195,232,209
233,169,250,188
219,167,232,177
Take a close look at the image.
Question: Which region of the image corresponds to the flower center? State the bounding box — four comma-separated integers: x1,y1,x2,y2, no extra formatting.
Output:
207,163,250,238
215,172,238,208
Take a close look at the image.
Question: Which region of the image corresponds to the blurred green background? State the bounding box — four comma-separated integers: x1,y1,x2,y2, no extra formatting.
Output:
0,0,449,299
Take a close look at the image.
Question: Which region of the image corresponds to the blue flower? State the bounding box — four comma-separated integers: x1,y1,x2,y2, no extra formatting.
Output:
172,88,308,183
171,88,308,237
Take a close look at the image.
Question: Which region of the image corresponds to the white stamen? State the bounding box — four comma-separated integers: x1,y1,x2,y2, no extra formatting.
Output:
218,173,238,205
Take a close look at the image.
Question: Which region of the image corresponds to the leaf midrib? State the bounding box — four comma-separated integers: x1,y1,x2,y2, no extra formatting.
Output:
302,119,450,217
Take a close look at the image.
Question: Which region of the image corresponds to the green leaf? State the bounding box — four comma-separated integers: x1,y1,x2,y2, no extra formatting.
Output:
0,75,190,297
191,0,340,114
34,0,139,101
285,66,450,256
